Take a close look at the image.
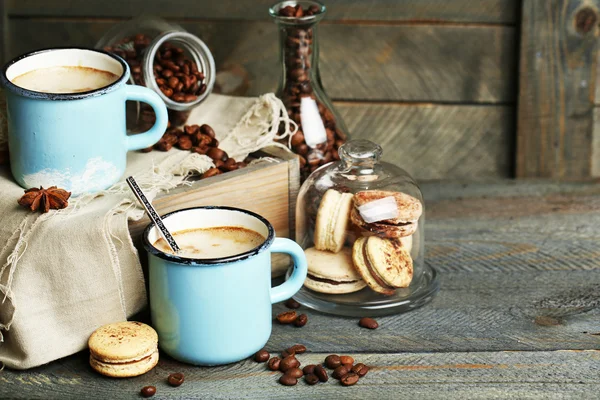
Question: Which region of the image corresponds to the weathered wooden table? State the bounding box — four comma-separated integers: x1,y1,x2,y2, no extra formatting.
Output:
2,181,599,399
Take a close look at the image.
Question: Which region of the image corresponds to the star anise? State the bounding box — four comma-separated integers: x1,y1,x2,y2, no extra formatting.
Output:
17,186,71,213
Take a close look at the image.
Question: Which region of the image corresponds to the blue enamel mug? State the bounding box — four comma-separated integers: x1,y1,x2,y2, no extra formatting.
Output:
143,206,308,366
0,48,168,195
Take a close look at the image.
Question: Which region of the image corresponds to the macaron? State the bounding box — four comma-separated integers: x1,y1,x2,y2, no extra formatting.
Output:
351,190,422,238
314,189,354,253
88,321,159,378
304,247,367,294
352,236,413,295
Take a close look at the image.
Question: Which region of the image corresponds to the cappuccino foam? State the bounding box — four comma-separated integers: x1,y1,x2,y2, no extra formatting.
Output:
153,226,265,259
11,66,119,94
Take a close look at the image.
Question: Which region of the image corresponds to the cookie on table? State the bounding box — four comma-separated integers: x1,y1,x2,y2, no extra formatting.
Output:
88,321,159,378
304,247,367,294
314,189,353,253
351,190,422,238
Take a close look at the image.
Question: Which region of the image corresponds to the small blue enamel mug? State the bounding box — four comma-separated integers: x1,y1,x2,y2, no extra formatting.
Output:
0,48,168,195
143,206,308,366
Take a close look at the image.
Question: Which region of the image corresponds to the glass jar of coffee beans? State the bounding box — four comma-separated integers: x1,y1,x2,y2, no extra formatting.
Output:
270,1,350,182
96,16,215,132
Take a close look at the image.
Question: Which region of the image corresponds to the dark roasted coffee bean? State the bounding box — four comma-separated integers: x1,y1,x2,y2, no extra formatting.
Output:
267,357,281,371
359,317,379,329
279,355,300,372
167,372,185,387
294,314,308,327
287,344,307,354
140,386,156,397
295,143,309,156
325,355,341,369
352,363,370,377
276,310,297,324
201,167,221,179
314,365,328,382
279,5,296,16
332,365,349,380
200,124,216,138
285,298,301,309
172,93,186,102
290,131,305,147
285,367,303,379
340,355,354,365
340,372,359,386
254,349,270,363
279,374,298,386
177,135,192,150
281,349,293,358
303,364,316,375
207,147,227,162
304,373,319,385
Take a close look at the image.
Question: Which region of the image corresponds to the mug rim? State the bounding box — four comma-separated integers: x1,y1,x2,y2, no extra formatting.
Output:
0,47,129,100
142,206,276,266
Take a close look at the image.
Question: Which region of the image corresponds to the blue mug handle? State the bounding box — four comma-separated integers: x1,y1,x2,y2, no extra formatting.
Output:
123,85,169,151
270,238,308,304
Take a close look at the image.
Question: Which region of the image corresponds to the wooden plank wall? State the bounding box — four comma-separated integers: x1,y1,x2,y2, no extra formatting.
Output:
518,0,600,179
1,0,520,181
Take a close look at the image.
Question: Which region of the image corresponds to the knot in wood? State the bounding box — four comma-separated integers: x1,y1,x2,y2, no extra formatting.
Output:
575,7,597,34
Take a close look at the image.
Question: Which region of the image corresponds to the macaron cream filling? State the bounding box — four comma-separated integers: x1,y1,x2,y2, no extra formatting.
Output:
307,273,361,285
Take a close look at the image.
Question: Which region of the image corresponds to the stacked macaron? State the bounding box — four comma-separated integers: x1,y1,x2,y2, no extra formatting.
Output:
88,321,159,378
304,189,421,296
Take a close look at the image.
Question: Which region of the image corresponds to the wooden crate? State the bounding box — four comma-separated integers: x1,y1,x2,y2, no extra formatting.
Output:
128,146,300,248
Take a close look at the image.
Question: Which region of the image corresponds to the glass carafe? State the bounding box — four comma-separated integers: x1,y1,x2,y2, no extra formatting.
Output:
270,1,349,181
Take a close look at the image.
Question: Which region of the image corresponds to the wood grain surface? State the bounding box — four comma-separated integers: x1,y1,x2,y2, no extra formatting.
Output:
517,0,600,179
5,19,516,103
592,107,600,177
338,103,513,179
2,181,600,398
5,0,519,23
1,351,598,399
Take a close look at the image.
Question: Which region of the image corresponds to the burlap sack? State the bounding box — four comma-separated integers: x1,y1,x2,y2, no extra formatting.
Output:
0,93,296,369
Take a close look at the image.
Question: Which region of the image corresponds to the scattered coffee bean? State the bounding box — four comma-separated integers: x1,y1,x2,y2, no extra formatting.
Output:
167,372,185,387
359,317,379,329
304,373,319,385
340,355,354,365
324,354,341,369
279,374,298,386
267,357,281,371
340,372,359,386
285,298,301,309
201,167,222,179
140,386,156,397
294,314,308,327
303,364,316,375
314,364,328,382
280,355,300,372
332,365,349,380
276,310,298,324
287,344,307,354
285,367,304,379
352,363,370,377
281,349,293,358
254,350,270,363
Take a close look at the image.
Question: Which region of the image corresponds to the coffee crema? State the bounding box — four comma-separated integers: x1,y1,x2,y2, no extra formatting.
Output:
153,226,265,259
11,66,119,94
